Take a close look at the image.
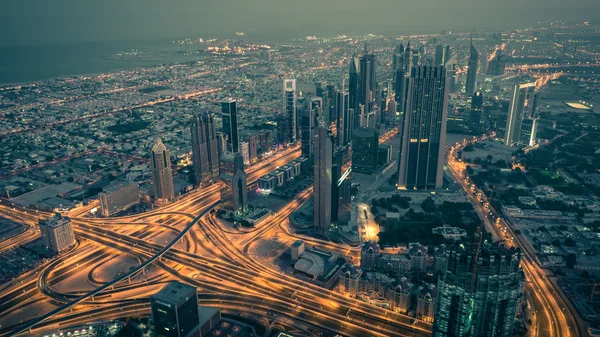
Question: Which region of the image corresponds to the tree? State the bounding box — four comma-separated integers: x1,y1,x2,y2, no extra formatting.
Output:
487,155,493,162
581,270,591,279
566,253,576,269
466,165,474,175
421,197,436,213
564,237,576,247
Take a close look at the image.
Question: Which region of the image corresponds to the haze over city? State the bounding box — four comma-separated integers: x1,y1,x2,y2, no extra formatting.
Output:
0,1,600,337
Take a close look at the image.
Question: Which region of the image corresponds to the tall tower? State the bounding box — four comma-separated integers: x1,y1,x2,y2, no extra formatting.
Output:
220,152,247,215
358,45,377,112
348,56,360,130
191,112,220,185
397,66,448,190
352,127,379,174
313,126,332,233
300,106,315,166
221,99,240,153
283,79,297,143
465,37,479,96
336,91,350,146
435,45,450,66
150,137,175,201
468,92,484,135
433,244,523,337
505,82,536,146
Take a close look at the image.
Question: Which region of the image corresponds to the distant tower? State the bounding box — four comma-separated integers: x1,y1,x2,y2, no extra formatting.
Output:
435,45,450,66
221,99,240,153
359,46,377,111
465,36,479,96
283,79,297,143
150,137,175,201
348,56,360,129
397,66,448,190
336,91,350,146
191,112,220,185
505,82,536,146
313,126,332,233
300,105,315,166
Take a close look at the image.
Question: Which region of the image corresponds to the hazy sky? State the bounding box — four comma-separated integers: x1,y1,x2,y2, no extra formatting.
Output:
2,0,600,46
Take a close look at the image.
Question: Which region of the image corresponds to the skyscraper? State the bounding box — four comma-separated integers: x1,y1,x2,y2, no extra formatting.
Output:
487,49,506,76
300,106,315,166
336,90,350,146
505,82,536,146
221,99,239,153
151,281,201,337
219,152,248,215
352,127,379,174
358,44,377,111
397,66,448,190
150,137,175,201
465,38,479,96
313,126,332,233
283,79,297,143
435,45,450,66
348,56,360,128
433,244,523,337
392,43,405,74
468,92,484,134
191,112,220,185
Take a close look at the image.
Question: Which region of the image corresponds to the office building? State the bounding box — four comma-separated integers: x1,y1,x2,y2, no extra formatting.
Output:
468,92,484,134
313,126,332,233
505,83,536,146
300,106,315,166
487,49,506,76
397,66,448,190
220,152,248,215
435,45,450,66
283,79,297,143
465,38,479,96
359,44,377,110
39,213,75,254
99,180,139,216
519,118,538,147
191,112,220,185
151,281,201,337
352,127,379,174
336,90,350,146
348,56,360,116
221,99,239,153
392,43,405,73
150,138,175,201
433,244,523,337
326,84,338,123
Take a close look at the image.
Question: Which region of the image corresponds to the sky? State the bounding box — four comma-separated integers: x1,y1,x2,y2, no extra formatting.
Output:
1,0,600,46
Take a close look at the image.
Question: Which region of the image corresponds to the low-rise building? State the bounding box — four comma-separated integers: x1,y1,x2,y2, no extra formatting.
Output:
432,225,467,241
99,180,140,216
39,213,76,253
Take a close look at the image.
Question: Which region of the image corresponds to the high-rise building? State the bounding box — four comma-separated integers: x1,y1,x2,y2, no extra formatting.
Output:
219,152,247,215
359,44,377,110
348,56,360,116
518,118,538,147
191,112,220,185
447,64,458,93
435,45,450,66
221,99,239,153
150,138,175,201
468,92,484,134
465,38,479,96
433,244,523,337
336,91,350,146
247,134,258,163
326,84,338,123
151,281,201,337
39,213,75,253
300,106,315,166
487,49,506,76
397,66,448,190
313,126,332,233
352,127,379,174
99,181,139,216
275,113,290,147
505,82,536,146
283,79,297,143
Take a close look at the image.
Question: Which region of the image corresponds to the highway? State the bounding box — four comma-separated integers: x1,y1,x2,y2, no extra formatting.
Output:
0,142,432,337
445,139,582,337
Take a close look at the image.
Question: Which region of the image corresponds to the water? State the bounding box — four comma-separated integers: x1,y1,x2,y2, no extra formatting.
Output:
0,39,211,85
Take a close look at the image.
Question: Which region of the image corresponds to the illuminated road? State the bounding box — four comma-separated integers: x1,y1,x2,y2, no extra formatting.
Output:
446,140,582,337
0,141,430,337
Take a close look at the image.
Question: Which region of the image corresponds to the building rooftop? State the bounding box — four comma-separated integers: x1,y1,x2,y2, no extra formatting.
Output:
152,281,196,306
